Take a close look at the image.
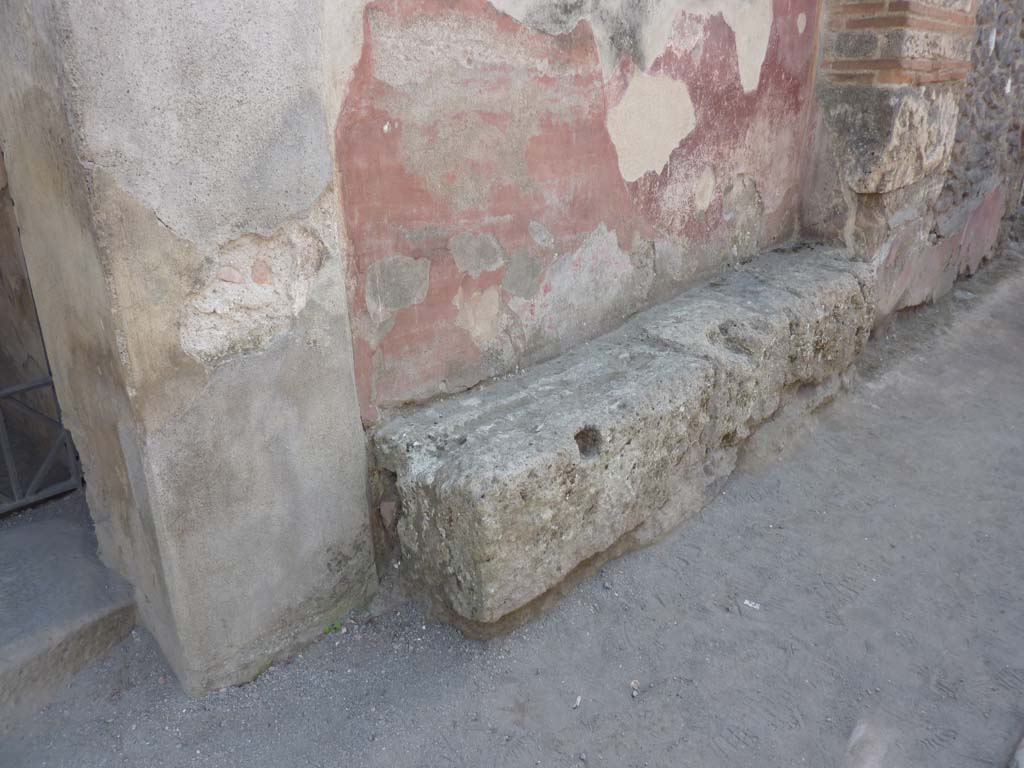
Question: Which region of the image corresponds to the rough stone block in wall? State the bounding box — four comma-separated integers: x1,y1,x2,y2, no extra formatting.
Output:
373,247,875,627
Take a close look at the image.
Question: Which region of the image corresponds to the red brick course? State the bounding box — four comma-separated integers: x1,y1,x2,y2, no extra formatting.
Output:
822,0,975,84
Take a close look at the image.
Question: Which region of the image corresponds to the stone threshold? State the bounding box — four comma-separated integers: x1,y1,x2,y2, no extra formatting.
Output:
372,245,877,631
0,493,136,732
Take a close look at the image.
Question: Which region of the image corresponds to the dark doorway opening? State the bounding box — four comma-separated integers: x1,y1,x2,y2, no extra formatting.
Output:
0,148,81,516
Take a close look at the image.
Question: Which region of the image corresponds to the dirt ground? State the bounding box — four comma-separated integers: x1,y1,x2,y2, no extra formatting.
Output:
5,235,1024,768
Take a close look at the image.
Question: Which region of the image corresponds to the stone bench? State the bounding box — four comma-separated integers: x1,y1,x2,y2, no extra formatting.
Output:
372,245,876,628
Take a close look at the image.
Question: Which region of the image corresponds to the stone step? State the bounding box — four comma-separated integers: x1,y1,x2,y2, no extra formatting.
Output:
373,245,876,629
0,493,135,731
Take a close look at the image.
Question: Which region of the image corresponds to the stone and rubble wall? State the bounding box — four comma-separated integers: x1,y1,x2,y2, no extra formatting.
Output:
806,0,1022,316
938,0,1024,212
913,0,1024,314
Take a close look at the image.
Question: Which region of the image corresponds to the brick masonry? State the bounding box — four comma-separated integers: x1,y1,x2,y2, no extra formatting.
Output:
883,0,1024,311
822,0,975,85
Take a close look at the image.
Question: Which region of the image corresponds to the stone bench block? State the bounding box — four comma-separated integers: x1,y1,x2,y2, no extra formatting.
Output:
373,246,876,627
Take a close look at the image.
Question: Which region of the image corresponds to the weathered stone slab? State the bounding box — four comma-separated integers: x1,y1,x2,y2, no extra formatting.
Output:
373,246,876,626
818,84,960,194
0,494,136,732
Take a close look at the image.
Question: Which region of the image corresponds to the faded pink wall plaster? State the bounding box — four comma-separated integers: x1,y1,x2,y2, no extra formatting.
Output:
336,0,821,422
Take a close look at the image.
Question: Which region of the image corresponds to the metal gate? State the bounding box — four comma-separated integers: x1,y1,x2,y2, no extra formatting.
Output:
0,376,82,515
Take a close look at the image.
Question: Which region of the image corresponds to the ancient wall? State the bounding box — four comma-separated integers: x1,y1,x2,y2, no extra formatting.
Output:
0,0,376,694
0,149,48,391
0,0,828,691
0,0,1017,697
806,0,1022,316
336,0,824,421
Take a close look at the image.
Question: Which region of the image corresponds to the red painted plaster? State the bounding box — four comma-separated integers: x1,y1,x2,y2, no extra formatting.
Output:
627,0,819,246
879,184,1008,315
960,185,1006,272
336,0,822,421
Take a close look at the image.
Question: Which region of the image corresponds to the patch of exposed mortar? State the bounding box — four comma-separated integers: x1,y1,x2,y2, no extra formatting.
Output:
454,285,504,345
723,174,764,259
179,203,334,365
528,221,555,249
694,166,716,212
502,248,545,298
489,0,773,90
607,70,696,181
450,283,523,380
486,0,671,71
520,223,655,354
653,238,686,282
450,232,506,277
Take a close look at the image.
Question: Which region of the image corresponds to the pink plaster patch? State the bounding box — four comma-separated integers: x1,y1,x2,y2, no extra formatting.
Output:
216,266,245,284
336,0,821,421
251,259,273,285
337,0,641,415
960,186,1006,273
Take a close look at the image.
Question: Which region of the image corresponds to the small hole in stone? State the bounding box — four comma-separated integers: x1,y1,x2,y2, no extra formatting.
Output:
574,426,602,459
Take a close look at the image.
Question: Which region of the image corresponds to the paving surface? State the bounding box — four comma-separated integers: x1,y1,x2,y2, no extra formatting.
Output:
4,240,1024,767
0,493,134,728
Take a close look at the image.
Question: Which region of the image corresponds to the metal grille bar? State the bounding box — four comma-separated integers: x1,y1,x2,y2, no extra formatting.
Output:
0,377,82,515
